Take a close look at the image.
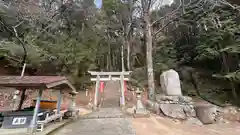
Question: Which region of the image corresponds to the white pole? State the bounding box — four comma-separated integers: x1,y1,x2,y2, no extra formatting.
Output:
20,63,27,78
94,75,100,109
120,72,125,106
29,89,43,133
56,90,62,114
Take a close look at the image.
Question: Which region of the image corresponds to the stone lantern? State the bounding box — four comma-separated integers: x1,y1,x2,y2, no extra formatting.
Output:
68,91,78,119
134,88,149,117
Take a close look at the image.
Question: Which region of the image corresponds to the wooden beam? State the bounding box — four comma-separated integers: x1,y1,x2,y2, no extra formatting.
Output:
46,80,77,93
88,71,132,76
90,77,129,81
46,80,68,89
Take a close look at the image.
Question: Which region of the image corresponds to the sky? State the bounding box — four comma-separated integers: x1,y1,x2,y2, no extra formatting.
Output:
94,0,174,9
152,0,174,10
161,0,174,5
94,0,102,9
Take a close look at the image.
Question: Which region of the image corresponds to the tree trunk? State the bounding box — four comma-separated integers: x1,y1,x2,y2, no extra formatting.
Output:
108,43,112,71
143,12,155,101
127,40,131,71
221,52,238,100
127,0,133,71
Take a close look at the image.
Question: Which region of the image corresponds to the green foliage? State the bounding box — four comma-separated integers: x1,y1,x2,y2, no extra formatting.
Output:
0,1,105,89
150,1,240,104
103,0,123,16
130,67,148,89
0,0,138,89
194,19,240,61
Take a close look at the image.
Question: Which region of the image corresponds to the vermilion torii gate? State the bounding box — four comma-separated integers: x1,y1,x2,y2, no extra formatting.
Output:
88,71,131,110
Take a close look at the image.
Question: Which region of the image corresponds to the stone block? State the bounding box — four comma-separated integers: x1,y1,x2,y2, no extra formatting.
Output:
159,103,196,119
156,95,193,104
195,104,217,124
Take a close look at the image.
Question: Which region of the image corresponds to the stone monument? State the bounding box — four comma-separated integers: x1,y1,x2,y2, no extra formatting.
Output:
157,69,198,121
160,69,182,95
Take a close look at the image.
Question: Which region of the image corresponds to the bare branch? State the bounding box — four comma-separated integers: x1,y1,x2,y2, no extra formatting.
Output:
13,21,24,28
147,0,153,10
12,21,24,37
219,0,240,11
152,0,222,37
150,0,206,27
153,2,209,36
151,3,182,26
152,0,163,7
0,20,28,72
184,0,192,7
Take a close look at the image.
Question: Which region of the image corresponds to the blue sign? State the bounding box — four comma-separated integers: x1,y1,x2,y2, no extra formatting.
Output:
94,0,102,9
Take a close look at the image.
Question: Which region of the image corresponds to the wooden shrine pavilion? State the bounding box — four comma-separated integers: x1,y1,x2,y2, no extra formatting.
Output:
0,76,77,133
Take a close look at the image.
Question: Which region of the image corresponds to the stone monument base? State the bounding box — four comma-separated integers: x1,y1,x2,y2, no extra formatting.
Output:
133,108,150,118
156,95,196,120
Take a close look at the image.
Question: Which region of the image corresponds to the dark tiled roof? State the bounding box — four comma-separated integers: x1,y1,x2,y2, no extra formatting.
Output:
0,76,67,87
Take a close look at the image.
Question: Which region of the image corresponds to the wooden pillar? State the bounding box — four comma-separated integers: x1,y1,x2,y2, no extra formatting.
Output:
56,90,62,114
94,75,100,109
120,72,125,106
29,89,43,133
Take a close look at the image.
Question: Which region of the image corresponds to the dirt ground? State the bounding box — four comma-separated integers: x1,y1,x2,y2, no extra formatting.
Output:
74,89,240,135
131,114,240,135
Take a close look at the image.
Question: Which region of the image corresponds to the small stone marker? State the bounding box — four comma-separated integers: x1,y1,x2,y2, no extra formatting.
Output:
160,69,182,96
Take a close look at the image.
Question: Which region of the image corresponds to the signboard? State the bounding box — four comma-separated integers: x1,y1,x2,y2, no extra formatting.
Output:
12,117,27,125
2,112,33,129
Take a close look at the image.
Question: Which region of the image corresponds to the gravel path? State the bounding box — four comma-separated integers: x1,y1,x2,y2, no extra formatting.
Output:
52,108,136,135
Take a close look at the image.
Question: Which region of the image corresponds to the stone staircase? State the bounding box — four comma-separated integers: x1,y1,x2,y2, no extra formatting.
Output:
101,81,121,108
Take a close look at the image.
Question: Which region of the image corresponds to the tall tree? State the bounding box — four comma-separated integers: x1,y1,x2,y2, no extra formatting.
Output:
141,0,155,100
